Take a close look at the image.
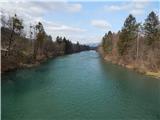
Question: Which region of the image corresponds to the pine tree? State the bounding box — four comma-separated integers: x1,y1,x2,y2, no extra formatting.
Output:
143,11,159,45
102,31,113,53
117,14,139,56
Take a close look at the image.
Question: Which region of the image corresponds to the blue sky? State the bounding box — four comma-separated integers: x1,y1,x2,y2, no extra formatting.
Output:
0,0,159,44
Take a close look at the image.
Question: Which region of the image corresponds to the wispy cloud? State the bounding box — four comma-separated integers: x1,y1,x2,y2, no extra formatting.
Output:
43,20,87,33
91,20,111,30
0,1,86,43
0,1,82,17
0,1,157,44
105,4,129,11
104,0,150,16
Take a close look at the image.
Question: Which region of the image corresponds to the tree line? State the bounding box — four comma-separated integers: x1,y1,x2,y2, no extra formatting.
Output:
1,13,90,72
102,11,160,72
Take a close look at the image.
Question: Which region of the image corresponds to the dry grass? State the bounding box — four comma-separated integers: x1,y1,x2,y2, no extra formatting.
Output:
146,71,160,79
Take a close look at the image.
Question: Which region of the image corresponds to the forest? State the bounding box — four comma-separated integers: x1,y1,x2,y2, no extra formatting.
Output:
1,14,91,72
101,11,160,77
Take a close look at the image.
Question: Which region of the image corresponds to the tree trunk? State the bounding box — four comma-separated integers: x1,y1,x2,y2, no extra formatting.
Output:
33,41,38,60
6,27,14,56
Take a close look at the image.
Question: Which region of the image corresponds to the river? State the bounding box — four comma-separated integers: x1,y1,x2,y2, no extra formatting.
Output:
1,51,160,120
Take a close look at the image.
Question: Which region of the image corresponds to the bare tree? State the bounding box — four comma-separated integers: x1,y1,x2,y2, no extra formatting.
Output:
7,14,24,55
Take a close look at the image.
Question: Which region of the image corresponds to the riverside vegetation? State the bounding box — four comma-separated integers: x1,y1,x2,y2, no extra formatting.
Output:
100,11,160,79
1,14,91,72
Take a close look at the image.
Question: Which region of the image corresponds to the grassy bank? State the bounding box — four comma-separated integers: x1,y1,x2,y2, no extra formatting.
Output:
98,46,160,79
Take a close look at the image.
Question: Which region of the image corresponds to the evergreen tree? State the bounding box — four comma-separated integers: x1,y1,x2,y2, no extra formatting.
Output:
143,11,159,45
102,31,113,53
117,14,139,55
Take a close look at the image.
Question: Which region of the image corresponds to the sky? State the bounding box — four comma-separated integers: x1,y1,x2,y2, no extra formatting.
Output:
0,0,159,44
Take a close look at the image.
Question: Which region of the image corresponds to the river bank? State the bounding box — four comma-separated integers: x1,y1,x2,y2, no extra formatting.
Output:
1,26,91,73
97,46,160,79
1,52,60,73
1,50,91,73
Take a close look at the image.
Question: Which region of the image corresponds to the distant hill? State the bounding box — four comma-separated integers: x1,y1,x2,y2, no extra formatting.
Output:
87,43,100,47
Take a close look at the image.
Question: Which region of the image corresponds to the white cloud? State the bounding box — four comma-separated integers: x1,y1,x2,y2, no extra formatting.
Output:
43,20,87,33
0,1,82,25
130,9,144,16
0,2,82,16
105,0,150,16
66,3,82,13
0,1,87,43
91,20,111,30
40,20,87,43
105,4,129,11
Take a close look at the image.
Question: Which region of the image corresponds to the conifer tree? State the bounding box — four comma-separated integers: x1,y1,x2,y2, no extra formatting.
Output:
117,14,139,55
143,11,159,45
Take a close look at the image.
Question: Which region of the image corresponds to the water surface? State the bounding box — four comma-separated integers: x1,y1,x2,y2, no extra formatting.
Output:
2,51,160,120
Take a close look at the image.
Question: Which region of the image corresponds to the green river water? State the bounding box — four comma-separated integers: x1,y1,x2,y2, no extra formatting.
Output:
1,51,160,120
